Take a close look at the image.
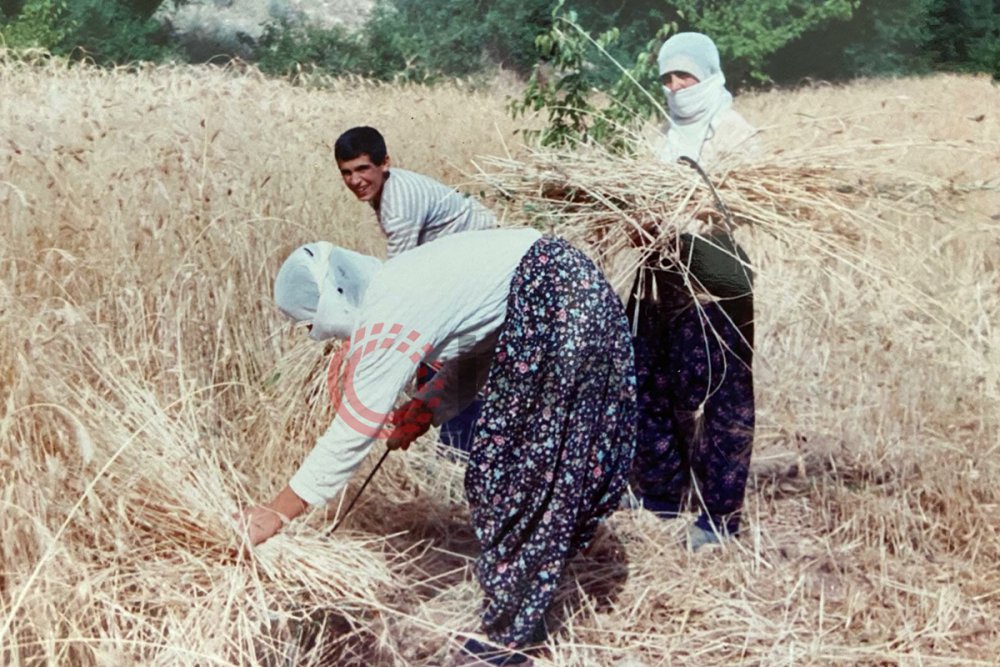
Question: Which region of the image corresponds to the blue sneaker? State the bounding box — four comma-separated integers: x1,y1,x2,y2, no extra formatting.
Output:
688,513,739,551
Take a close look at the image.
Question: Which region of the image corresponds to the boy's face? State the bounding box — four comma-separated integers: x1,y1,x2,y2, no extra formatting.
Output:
338,154,390,204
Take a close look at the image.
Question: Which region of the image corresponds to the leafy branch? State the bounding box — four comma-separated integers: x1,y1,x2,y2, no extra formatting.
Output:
509,1,675,153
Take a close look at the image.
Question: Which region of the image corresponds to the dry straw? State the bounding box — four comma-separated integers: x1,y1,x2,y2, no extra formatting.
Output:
2,49,999,665
474,145,928,287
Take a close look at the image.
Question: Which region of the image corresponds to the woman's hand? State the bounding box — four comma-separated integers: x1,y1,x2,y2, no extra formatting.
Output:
387,398,434,450
237,505,286,546
234,485,308,546
685,205,722,236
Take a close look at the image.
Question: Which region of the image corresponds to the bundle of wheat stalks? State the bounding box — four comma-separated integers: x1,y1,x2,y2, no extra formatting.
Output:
475,142,959,295
0,285,415,666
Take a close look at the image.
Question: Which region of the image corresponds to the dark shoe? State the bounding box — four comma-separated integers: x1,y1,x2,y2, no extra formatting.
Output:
641,496,684,520
453,638,533,666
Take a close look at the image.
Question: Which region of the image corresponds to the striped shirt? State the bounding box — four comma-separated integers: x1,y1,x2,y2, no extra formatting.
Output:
375,168,497,258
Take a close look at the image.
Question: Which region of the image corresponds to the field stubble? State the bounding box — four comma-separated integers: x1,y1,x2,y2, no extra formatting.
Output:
1,54,998,665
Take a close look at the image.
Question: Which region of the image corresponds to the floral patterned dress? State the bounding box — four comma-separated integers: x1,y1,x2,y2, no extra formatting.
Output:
626,232,755,536
464,236,637,648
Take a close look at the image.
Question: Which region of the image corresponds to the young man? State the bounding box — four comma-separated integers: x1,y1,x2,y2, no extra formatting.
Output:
334,126,497,258
334,126,496,452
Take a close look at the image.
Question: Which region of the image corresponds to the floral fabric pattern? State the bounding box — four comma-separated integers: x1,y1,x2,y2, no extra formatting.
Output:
626,258,755,536
465,236,637,648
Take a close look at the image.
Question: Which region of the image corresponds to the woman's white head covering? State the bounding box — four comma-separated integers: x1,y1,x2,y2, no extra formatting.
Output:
273,242,382,341
656,32,733,162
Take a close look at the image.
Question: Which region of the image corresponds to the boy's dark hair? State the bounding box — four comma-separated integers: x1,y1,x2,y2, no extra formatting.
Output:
334,126,388,165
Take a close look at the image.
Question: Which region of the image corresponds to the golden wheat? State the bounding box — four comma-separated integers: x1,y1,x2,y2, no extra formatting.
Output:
1,51,998,665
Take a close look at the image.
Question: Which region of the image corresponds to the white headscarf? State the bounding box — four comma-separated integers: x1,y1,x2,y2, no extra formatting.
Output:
657,32,733,162
273,242,382,341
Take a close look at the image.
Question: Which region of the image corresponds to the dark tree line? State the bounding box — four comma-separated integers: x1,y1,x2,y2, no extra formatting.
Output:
2,0,998,84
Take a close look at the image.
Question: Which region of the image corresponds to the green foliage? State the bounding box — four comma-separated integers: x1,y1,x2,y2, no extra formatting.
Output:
357,0,558,81
1,0,177,63
61,0,175,64
363,0,488,80
841,0,936,76
510,8,598,149
761,0,999,82
1,0,68,50
252,0,996,86
926,0,1000,78
255,0,496,82
0,0,25,20
674,0,860,84
764,0,935,81
4,0,991,82
509,3,672,152
255,0,558,83
256,19,368,78
481,0,559,74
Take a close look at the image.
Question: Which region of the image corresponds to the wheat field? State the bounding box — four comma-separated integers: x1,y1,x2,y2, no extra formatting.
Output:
1,52,998,666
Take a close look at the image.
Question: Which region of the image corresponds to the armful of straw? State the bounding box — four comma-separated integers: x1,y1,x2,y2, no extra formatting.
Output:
625,205,723,250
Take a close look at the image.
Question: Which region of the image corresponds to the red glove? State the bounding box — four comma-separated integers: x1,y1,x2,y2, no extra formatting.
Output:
387,397,435,450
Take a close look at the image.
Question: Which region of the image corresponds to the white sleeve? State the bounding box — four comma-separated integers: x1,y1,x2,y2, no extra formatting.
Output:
288,334,421,505
703,108,763,167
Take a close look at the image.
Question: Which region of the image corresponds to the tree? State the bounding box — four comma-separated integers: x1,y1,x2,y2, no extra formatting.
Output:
256,18,368,78
1,0,183,64
509,0,868,151
925,0,1000,77
766,0,935,82
0,0,26,18
510,4,672,151
670,0,860,85
0,0,68,51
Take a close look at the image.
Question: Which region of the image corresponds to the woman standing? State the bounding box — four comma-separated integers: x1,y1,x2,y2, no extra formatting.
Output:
241,228,636,665
629,32,759,551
